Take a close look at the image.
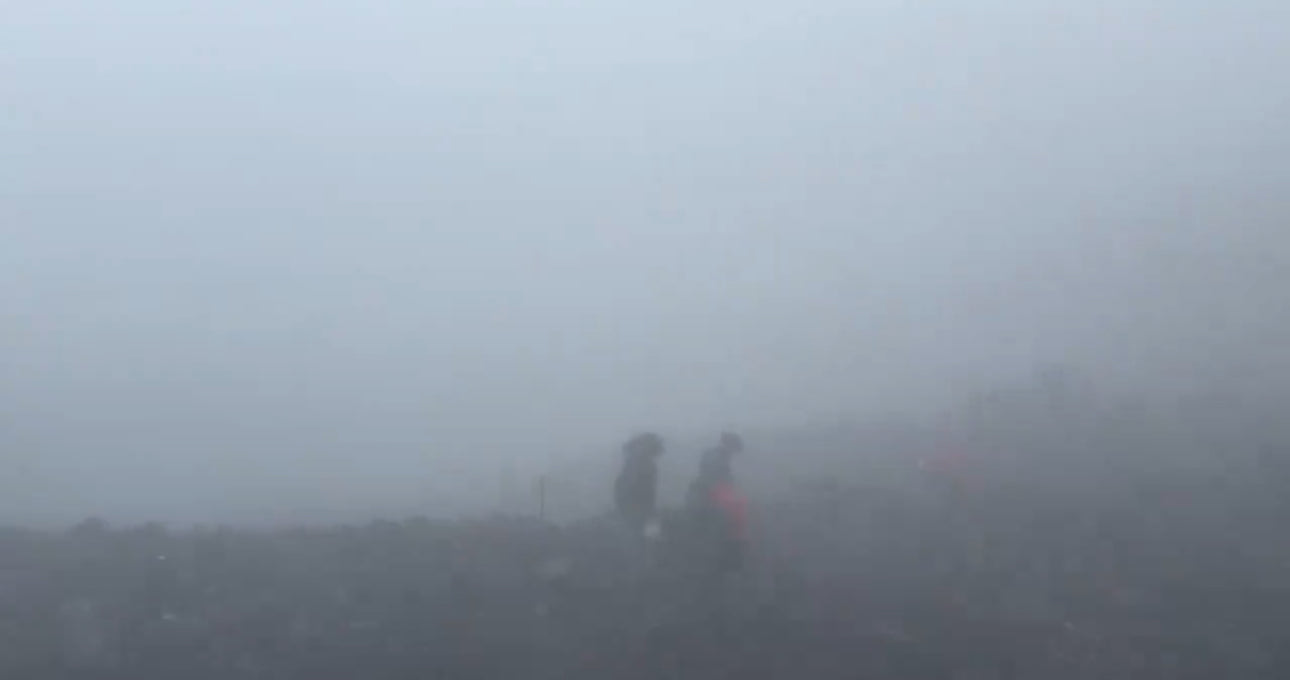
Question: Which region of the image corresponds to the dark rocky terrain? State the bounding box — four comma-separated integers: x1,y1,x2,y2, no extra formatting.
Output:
6,374,1290,679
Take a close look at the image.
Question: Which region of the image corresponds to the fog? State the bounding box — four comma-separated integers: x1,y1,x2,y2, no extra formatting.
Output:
3,0,1288,526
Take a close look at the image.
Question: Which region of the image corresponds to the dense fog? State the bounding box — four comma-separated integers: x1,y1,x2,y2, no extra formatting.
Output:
3,2,1290,676
5,0,1287,524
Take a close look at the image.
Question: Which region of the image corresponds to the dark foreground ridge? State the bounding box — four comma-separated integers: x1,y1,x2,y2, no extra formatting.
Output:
4,475,1290,680
7,372,1290,679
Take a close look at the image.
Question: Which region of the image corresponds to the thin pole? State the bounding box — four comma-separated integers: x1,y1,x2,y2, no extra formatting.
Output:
537,475,547,521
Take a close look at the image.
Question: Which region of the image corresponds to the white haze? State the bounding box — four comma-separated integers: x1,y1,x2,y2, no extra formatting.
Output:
2,0,1288,525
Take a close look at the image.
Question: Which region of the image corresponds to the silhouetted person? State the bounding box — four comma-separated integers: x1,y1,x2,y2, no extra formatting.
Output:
687,432,743,509
686,432,749,576
615,432,664,533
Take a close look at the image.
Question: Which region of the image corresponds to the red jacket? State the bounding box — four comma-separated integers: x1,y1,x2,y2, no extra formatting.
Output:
709,481,749,541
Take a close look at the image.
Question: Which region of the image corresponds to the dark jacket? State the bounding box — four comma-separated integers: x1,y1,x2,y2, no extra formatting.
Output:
615,450,658,529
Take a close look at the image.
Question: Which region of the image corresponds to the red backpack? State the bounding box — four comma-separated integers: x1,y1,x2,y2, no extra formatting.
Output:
709,481,749,541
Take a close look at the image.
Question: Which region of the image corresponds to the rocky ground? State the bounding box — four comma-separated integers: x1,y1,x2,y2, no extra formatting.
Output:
3,460,1288,680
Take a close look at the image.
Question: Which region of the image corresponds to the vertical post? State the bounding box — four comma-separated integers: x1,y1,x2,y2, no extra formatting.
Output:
537,475,547,521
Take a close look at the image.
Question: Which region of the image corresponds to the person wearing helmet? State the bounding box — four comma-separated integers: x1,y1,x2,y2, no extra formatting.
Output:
615,432,664,534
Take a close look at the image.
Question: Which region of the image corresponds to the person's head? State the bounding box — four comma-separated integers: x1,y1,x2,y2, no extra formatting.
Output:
623,432,664,458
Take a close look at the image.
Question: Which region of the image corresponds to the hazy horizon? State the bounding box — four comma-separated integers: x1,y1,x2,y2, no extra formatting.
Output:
4,0,1288,526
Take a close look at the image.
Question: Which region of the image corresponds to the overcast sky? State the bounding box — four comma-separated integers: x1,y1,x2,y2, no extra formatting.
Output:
3,0,1288,525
